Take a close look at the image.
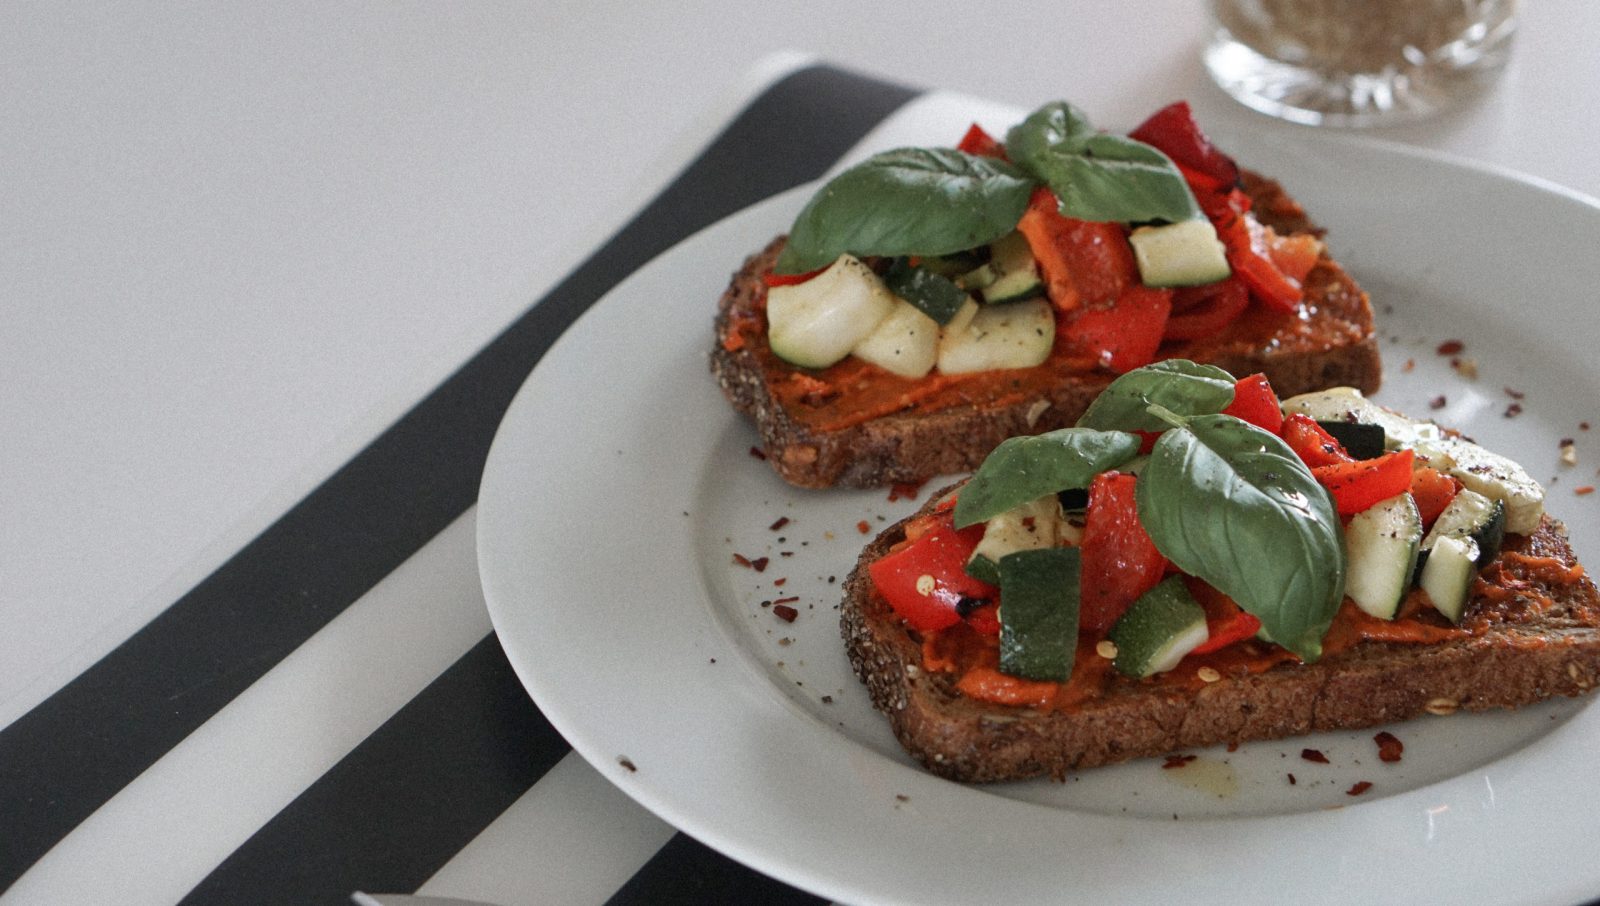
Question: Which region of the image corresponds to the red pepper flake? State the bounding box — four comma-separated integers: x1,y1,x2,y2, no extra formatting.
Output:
1374,730,1404,763
772,603,799,622
773,577,787,587
750,556,770,572
1436,339,1465,356
1576,486,1595,496
1287,773,1297,785
1504,403,1523,418
1429,395,1447,410
773,595,799,605
1504,387,1526,400
1402,358,1416,373
1346,780,1373,796
732,553,753,568
1161,754,1198,769
888,479,928,502
856,520,872,534
749,446,767,460
769,516,790,531
1300,748,1330,764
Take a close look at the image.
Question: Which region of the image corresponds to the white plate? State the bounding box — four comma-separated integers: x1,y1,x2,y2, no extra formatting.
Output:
478,133,1600,906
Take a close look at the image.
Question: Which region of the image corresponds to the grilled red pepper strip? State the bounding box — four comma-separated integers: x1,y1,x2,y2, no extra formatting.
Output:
1220,372,1284,434
1217,212,1302,313
1163,276,1249,341
1410,466,1463,530
1059,283,1173,374
1264,229,1322,284
1015,187,1139,312
763,266,825,288
1312,448,1416,516
1128,101,1241,188
1186,579,1263,655
1281,413,1355,468
868,511,995,633
1079,472,1168,632
956,122,1006,159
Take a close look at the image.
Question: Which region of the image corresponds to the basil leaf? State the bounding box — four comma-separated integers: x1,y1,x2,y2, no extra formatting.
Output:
998,547,1081,681
1136,414,1345,662
1006,101,1202,225
1076,360,1237,433
884,258,969,325
954,428,1140,528
774,148,1037,274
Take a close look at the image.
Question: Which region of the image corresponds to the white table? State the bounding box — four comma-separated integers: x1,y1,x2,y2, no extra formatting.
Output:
5,3,1598,903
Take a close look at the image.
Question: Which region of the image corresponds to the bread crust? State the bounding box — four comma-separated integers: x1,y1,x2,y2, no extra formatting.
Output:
713,172,1383,489
840,488,1600,783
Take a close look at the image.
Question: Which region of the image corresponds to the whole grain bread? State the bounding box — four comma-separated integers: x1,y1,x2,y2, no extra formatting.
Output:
840,486,1600,783
713,172,1382,489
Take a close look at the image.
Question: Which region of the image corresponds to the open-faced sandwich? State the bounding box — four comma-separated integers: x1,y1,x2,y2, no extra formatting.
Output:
840,362,1600,782
713,101,1380,488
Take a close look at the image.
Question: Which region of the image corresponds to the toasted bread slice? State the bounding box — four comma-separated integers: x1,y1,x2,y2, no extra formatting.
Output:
713,172,1381,489
841,486,1600,783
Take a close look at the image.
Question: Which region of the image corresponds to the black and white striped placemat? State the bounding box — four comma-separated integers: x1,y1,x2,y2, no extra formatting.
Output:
0,63,919,905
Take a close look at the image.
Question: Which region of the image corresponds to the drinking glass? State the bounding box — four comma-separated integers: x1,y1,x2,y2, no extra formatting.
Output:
1204,0,1518,127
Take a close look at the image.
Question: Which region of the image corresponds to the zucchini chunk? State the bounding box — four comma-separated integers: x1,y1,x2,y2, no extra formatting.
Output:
1345,492,1422,620
937,298,1055,374
1109,576,1209,678
766,254,895,368
1129,219,1230,288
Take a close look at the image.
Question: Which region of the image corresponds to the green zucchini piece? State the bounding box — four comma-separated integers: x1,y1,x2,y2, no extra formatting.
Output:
1279,387,1445,452
1424,489,1505,567
1345,492,1422,620
1317,421,1386,460
1434,436,1543,535
766,254,895,368
1129,219,1230,288
915,249,985,278
965,553,1001,586
936,297,1055,374
997,547,1081,682
1419,534,1478,623
1056,487,1088,511
851,298,940,378
970,496,1067,567
884,258,970,325
962,232,1043,304
1108,575,1209,678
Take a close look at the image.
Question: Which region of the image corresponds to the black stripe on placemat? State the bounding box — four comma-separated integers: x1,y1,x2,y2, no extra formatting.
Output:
187,634,832,905
178,635,563,905
0,63,918,892
606,833,828,906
